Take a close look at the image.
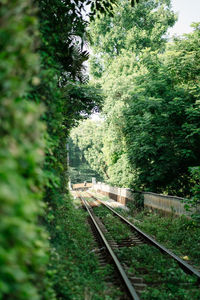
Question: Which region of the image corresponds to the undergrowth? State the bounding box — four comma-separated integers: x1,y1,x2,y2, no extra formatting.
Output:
89,191,200,299
47,193,122,299
132,210,200,269
117,245,199,300
92,203,132,243
91,191,200,269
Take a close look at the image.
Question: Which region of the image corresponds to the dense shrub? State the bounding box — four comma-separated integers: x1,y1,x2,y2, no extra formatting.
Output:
0,1,54,298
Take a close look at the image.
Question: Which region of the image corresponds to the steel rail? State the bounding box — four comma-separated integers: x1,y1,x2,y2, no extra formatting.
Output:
88,193,200,280
81,196,140,300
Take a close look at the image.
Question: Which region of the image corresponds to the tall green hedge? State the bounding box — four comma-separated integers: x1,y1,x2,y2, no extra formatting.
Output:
0,1,54,299
0,1,105,298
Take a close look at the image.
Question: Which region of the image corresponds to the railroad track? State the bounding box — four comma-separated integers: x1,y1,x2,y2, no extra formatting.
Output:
74,190,200,299
76,191,200,299
86,192,200,281
79,193,140,300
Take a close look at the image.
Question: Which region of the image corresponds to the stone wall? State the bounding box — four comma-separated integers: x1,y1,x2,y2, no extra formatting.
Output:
92,182,189,216
73,183,92,190
143,192,187,215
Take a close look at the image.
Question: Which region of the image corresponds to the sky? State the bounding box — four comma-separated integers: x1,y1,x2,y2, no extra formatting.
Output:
168,0,200,36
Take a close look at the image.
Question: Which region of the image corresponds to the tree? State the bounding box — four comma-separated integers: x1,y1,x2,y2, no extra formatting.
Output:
68,137,103,183
89,0,200,197
121,24,200,195
34,1,106,297
70,119,108,180
89,0,176,77
89,0,176,188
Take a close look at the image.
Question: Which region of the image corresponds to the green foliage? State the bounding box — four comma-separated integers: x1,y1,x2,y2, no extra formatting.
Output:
133,210,200,269
36,0,103,194
89,0,200,199
46,194,121,299
90,0,141,20
36,1,105,297
69,137,103,183
0,1,54,298
0,0,108,298
89,0,176,75
37,0,88,83
70,119,108,180
63,83,103,129
133,192,144,208
89,0,179,189
121,26,200,196
184,166,200,222
102,119,136,187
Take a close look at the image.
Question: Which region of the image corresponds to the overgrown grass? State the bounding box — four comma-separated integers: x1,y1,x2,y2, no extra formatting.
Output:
47,193,123,299
117,245,199,300
92,204,132,243
91,191,200,269
130,209,200,270
88,192,200,299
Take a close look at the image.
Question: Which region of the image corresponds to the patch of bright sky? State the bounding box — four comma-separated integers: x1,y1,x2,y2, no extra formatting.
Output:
168,0,200,36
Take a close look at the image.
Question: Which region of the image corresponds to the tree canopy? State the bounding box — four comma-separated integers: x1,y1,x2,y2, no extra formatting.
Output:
84,0,200,198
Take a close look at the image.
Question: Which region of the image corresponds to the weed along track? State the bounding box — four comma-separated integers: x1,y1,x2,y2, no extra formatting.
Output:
78,193,140,300
78,191,200,299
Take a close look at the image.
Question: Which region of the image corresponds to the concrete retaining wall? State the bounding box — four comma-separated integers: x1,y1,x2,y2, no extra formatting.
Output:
92,182,133,205
143,192,187,215
92,182,189,216
73,183,92,190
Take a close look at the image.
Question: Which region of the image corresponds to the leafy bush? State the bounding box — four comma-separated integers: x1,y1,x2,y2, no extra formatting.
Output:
184,166,200,222
0,1,54,298
0,0,102,298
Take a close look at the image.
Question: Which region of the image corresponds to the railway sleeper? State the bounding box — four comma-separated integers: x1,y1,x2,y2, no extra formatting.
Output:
129,277,144,284
133,283,147,292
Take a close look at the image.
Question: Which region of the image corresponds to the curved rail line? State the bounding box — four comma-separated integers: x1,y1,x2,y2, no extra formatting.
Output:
80,195,140,300
87,192,200,281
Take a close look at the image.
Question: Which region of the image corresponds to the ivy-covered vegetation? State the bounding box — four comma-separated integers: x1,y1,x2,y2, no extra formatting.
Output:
0,0,117,298
0,1,51,298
